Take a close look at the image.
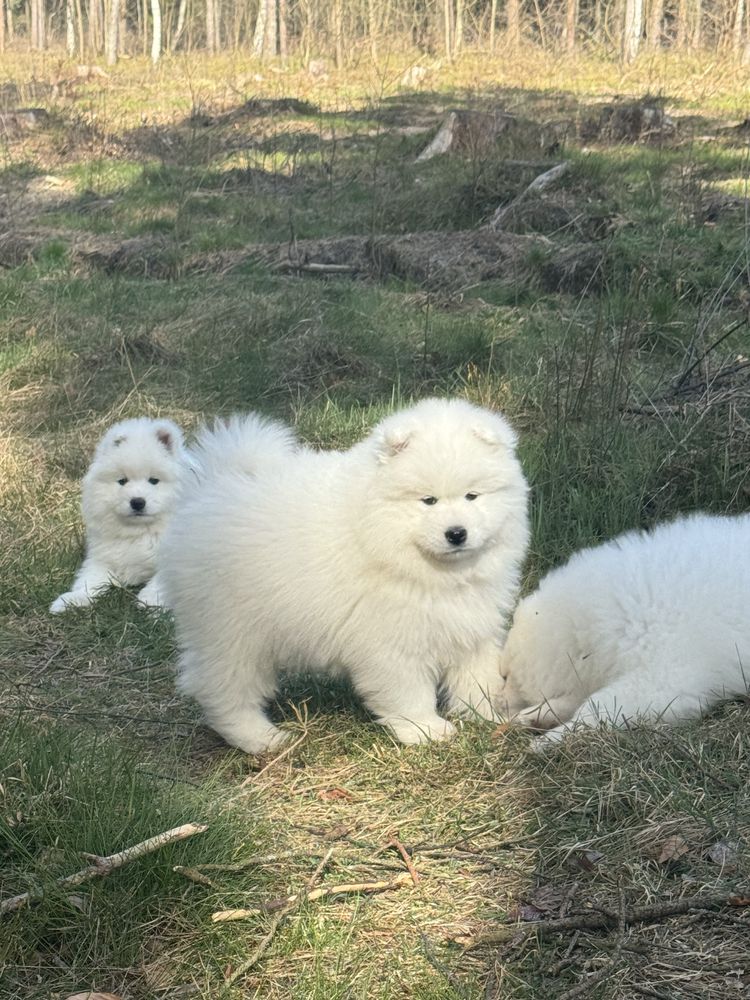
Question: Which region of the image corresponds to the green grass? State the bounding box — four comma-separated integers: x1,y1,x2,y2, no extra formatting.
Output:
1,48,750,1000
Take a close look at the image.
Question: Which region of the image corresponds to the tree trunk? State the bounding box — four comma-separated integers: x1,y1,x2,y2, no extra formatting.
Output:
66,0,76,53
205,0,218,52
332,0,343,68
264,0,277,56
691,0,702,47
454,0,464,55
506,0,521,48
489,0,497,50
150,0,161,61
251,0,267,55
734,0,745,52
106,0,120,64
278,0,287,60
565,0,577,52
0,0,5,53
443,0,452,59
623,0,643,61
647,0,663,47
171,0,188,49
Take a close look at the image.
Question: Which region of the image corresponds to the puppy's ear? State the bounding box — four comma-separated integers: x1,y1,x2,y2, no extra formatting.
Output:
156,427,175,452
375,425,411,464
472,417,518,451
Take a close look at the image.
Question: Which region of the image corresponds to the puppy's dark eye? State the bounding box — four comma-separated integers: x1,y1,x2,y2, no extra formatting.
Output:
421,496,438,506
465,492,479,501
148,477,160,485
117,477,128,486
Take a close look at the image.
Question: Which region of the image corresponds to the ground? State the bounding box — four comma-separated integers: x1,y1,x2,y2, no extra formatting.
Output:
1,47,749,1000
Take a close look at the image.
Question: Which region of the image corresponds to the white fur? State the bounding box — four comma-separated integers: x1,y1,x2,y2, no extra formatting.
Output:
160,399,529,752
50,417,188,613
499,513,750,743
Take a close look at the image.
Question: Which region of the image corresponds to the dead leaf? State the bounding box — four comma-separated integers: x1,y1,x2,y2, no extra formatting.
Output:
706,839,740,868
317,787,355,802
491,722,514,740
64,993,123,1000
728,895,750,906
657,835,690,864
569,850,605,872
507,901,545,922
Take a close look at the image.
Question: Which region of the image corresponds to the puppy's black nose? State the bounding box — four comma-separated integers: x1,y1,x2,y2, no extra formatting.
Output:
130,497,146,512
445,526,467,546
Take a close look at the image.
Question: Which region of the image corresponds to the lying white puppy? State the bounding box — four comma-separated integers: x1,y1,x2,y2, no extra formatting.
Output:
500,513,750,743
50,417,188,613
160,399,529,752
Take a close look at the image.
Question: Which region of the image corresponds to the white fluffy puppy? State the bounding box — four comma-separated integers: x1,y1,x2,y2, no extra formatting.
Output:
160,399,529,752
500,513,750,743
50,417,188,613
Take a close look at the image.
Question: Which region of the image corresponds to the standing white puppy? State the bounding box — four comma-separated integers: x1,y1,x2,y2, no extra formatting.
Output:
50,417,188,613
500,513,750,743
160,399,529,752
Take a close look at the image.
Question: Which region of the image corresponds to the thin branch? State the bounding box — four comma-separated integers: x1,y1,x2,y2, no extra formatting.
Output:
224,847,335,985
464,889,750,948
1,822,208,915
385,835,420,886
213,872,412,922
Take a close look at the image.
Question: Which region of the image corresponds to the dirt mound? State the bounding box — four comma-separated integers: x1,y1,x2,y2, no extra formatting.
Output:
250,229,604,293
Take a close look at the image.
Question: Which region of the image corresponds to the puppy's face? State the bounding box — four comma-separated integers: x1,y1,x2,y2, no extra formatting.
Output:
84,421,184,527
368,405,528,566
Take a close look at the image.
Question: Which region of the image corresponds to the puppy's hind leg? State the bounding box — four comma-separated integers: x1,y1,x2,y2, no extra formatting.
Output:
178,649,289,755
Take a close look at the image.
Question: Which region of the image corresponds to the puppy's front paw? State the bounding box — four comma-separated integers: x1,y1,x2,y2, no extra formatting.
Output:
50,591,92,614
136,582,166,609
382,715,457,745
530,725,567,752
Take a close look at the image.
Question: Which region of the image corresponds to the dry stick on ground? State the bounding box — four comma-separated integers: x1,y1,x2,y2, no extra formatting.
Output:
464,889,750,948
488,161,570,232
213,872,413,922
224,847,335,986
385,835,420,886
0,822,208,916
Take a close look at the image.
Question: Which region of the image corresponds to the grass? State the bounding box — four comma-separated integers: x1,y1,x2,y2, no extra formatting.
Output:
1,44,750,999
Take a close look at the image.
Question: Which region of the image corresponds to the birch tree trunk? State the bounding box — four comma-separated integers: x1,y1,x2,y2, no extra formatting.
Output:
734,0,745,52
623,0,643,61
66,0,76,53
252,0,268,55
0,0,5,53
150,0,162,61
106,0,120,64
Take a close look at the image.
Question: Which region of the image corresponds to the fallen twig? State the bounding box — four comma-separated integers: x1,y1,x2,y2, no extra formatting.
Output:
464,889,750,948
213,872,412,922
224,847,335,985
1,822,208,916
173,865,214,887
385,835,420,886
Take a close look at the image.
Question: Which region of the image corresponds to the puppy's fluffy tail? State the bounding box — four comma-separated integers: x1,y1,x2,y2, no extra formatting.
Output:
189,413,298,481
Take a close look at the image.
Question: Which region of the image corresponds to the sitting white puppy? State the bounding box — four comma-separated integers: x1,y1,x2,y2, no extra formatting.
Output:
500,513,750,743
160,399,529,752
50,417,188,613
